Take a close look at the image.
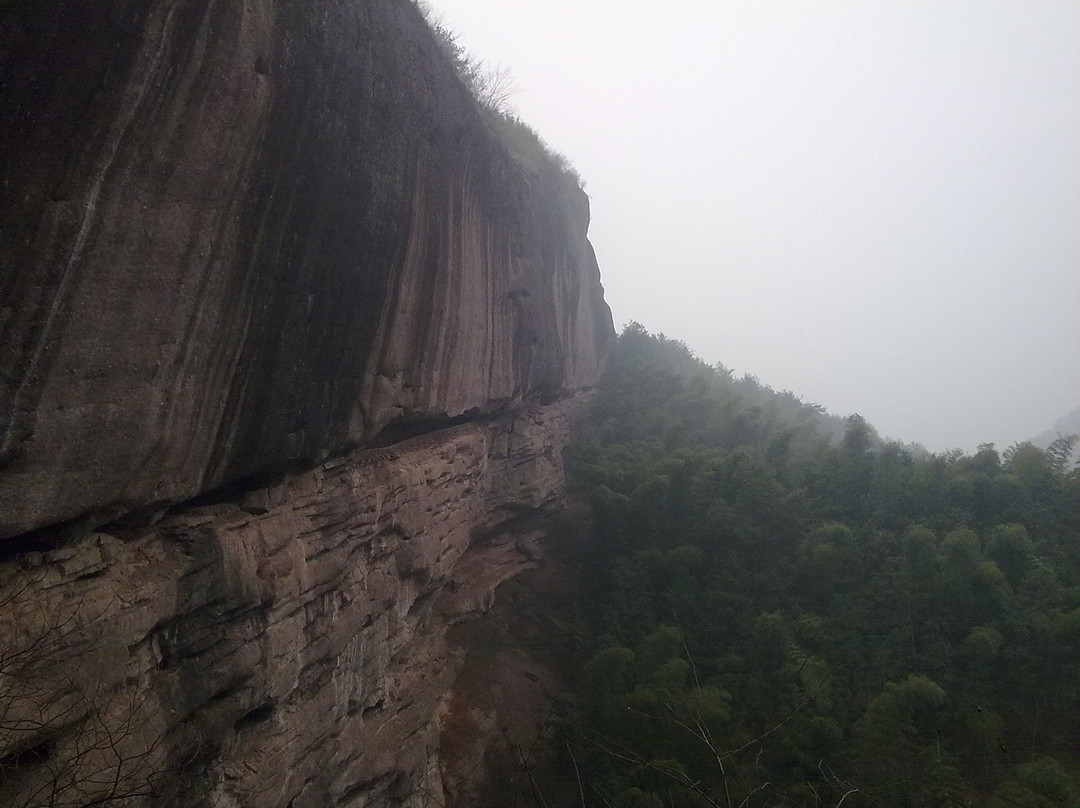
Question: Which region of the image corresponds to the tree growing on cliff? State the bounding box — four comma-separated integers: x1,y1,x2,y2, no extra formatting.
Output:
0,577,162,807
471,62,519,116
414,1,517,113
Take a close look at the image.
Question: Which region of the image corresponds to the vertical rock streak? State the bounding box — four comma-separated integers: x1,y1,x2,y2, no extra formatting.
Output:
0,0,611,538
0,1,612,804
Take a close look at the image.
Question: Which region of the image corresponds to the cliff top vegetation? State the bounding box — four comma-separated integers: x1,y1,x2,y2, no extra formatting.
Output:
414,0,584,187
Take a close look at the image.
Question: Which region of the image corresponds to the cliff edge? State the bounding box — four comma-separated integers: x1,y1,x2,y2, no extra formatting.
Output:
0,1,612,805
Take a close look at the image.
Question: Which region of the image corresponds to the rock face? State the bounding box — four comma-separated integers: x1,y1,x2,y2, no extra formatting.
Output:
0,1,612,805
0,0,612,539
0,400,583,807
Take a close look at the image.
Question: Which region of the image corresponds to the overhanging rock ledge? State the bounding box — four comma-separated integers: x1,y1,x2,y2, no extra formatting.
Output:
0,1,613,805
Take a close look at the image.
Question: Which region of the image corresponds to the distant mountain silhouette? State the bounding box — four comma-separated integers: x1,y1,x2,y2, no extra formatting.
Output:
1030,406,1080,464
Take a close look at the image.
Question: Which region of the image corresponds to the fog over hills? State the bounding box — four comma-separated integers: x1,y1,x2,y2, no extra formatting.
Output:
430,0,1080,456
1030,406,1080,464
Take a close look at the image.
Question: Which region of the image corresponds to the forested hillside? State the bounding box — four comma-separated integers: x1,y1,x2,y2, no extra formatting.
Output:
561,324,1080,807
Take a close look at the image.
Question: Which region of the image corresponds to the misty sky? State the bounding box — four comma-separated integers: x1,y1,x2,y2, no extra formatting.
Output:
429,1,1080,454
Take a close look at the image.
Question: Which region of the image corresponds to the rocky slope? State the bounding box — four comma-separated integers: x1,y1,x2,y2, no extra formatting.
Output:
0,0,612,805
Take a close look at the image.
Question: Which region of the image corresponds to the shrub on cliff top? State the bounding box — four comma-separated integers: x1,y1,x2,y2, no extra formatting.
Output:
413,1,583,187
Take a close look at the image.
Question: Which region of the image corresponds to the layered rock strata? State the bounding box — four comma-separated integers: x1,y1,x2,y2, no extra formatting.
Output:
0,1,613,802
0,399,581,807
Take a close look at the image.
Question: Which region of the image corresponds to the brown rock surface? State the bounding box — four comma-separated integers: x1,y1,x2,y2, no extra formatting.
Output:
0,399,584,807
0,0,612,539
437,501,592,807
0,3,612,803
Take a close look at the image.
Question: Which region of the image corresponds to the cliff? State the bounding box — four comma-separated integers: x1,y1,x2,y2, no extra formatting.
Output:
0,402,582,806
0,0,611,540
0,1,612,805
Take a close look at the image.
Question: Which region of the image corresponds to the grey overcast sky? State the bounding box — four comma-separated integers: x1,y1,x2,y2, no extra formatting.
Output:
429,0,1080,454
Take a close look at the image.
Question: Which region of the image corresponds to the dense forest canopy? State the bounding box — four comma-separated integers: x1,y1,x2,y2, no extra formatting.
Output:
559,324,1080,808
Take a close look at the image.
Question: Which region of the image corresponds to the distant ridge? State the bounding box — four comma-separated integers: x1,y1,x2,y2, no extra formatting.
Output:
1030,405,1080,463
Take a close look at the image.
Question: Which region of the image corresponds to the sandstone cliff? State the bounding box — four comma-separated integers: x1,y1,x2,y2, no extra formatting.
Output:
0,0,611,539
1,402,582,807
0,1,612,805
